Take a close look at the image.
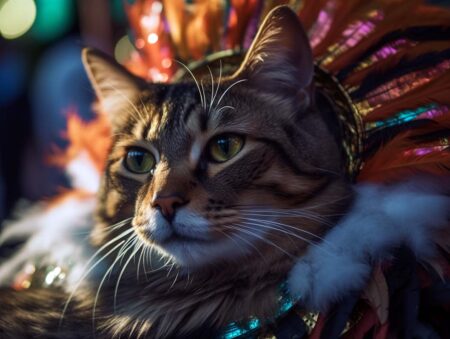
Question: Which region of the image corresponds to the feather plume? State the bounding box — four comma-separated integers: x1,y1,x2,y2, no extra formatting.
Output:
325,5,450,73
364,72,450,122
339,26,450,81
362,267,389,324
344,41,450,88
358,118,450,182
297,0,330,31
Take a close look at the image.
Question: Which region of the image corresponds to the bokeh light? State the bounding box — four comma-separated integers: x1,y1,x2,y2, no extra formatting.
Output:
0,0,37,39
114,35,136,64
147,32,159,44
29,0,73,42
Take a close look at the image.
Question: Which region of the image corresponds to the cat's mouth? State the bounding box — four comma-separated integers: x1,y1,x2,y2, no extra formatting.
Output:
133,208,247,267
134,208,214,244
158,230,212,245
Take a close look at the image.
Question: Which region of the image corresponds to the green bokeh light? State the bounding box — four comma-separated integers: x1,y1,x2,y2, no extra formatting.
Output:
29,0,73,42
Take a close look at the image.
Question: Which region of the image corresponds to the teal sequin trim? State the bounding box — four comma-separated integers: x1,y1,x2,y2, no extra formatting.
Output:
220,283,300,339
221,318,261,339
366,103,437,130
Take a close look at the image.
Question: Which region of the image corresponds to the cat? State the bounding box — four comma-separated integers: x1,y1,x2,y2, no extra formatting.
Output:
0,5,449,339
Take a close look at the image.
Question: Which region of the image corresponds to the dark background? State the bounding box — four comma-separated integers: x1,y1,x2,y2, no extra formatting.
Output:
0,0,129,224
1,0,450,225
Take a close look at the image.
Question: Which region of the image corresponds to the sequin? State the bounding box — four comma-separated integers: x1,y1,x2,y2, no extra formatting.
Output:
404,145,448,157
366,104,438,129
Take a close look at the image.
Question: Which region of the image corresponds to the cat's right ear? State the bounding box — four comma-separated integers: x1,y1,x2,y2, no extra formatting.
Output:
232,6,314,109
82,48,144,128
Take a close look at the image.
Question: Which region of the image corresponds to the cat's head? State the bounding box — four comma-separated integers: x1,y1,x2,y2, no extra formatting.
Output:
83,6,352,270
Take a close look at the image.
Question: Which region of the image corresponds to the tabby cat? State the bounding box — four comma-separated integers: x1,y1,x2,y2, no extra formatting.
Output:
0,6,353,338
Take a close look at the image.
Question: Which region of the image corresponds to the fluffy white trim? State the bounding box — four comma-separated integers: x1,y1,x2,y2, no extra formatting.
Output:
66,151,101,194
0,145,101,290
288,180,450,311
0,196,96,291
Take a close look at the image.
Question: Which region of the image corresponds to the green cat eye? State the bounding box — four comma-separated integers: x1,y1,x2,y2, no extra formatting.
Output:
124,147,156,174
209,134,244,163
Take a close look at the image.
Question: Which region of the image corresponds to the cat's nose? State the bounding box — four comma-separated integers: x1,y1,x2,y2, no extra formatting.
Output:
151,194,186,222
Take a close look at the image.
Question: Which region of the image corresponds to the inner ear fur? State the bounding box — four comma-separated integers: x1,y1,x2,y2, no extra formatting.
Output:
82,48,146,128
233,6,314,102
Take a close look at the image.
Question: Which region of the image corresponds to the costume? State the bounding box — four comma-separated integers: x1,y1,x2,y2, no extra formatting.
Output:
124,3,450,335
0,1,449,338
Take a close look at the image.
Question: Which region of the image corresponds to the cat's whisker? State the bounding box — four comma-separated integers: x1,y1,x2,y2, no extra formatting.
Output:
240,211,334,228
113,237,141,311
231,224,295,259
168,264,180,291
62,226,133,282
92,239,135,329
138,94,151,117
240,220,314,247
200,80,207,111
136,243,146,281
207,65,215,115
235,207,334,227
144,245,152,278
252,210,345,220
214,78,247,111
301,195,353,213
117,231,138,265
143,249,173,275
60,223,133,325
209,61,222,114
238,208,329,219
239,216,334,247
219,227,268,264
143,245,166,275
175,60,205,109
140,245,149,281
60,236,129,326
215,105,235,116
239,220,334,256
105,83,146,122
124,106,146,124
234,205,340,227
235,205,332,217
241,218,333,246
167,259,176,278
104,217,133,234
233,193,352,213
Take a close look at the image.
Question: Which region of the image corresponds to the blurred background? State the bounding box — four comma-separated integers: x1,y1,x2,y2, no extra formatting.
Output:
1,0,450,224
0,0,136,224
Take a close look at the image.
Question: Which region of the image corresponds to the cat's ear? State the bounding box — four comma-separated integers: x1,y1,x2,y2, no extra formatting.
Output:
234,6,313,104
82,48,144,127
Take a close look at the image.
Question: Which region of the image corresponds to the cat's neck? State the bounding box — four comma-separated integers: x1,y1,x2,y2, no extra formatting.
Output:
95,252,294,337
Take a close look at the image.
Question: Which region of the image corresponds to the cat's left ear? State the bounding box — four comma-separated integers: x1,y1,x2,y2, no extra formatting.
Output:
233,6,314,105
82,48,145,127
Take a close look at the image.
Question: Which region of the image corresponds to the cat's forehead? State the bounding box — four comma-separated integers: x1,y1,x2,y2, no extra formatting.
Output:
128,82,256,158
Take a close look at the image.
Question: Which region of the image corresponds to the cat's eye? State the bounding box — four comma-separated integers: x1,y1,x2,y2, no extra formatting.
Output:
124,147,156,174
208,134,244,163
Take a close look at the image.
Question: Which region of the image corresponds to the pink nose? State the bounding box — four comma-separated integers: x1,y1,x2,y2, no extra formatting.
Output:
151,194,186,222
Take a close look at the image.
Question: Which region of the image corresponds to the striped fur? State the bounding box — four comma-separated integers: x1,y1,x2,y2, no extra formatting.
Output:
1,7,353,338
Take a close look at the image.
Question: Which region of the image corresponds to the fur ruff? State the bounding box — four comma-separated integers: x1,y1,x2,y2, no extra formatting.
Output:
288,178,450,311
